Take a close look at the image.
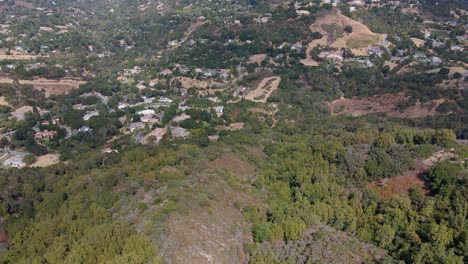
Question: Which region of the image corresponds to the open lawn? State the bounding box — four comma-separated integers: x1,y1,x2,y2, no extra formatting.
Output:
346,34,380,49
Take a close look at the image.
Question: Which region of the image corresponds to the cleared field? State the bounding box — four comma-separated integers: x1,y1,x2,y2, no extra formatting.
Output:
176,77,209,89
245,76,281,103
0,77,86,96
310,11,382,53
28,154,60,167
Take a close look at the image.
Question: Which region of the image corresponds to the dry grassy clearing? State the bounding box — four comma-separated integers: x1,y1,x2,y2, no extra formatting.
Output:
247,54,267,64
245,76,281,103
28,154,60,167
368,161,429,199
0,77,86,96
310,11,383,54
329,94,444,118
368,150,460,198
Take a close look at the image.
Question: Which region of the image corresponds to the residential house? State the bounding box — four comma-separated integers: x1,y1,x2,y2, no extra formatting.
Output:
366,46,384,56
173,113,191,122
428,56,442,66
296,10,310,16
146,127,167,143
129,122,145,132
159,97,173,103
141,114,159,123
137,109,156,116
34,130,57,140
83,110,99,121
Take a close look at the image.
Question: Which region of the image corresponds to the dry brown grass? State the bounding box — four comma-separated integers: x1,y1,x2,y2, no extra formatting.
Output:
0,77,86,96
329,94,444,118
247,54,267,64
176,77,209,89
368,161,430,199
28,154,60,167
310,11,382,52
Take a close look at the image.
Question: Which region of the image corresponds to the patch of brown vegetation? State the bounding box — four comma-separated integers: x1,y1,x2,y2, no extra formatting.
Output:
329,94,444,118
368,161,430,199
0,77,86,96
368,150,460,198
176,76,209,89
310,10,382,52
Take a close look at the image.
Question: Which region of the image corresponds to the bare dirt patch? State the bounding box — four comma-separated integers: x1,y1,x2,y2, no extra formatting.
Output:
410,38,425,48
422,150,458,166
384,61,399,71
0,96,11,107
225,122,244,131
245,76,281,103
0,77,86,96
28,154,60,167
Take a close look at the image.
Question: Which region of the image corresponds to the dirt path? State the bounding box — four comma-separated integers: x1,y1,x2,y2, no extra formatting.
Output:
245,76,281,103
300,37,327,66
